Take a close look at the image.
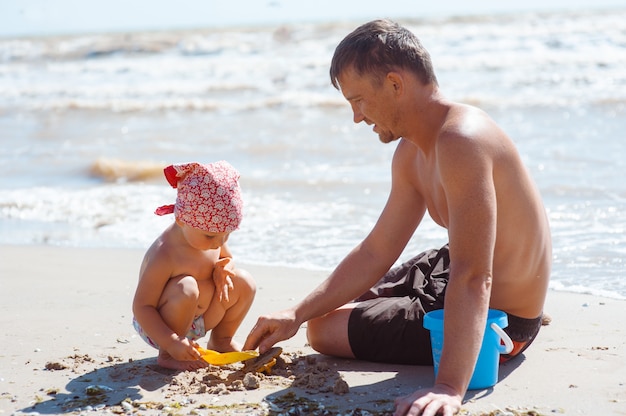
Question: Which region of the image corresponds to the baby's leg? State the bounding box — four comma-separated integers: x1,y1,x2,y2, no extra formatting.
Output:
156,275,205,369
158,275,202,335
204,268,256,352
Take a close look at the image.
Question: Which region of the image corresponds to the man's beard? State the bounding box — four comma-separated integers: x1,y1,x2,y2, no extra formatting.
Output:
378,130,400,144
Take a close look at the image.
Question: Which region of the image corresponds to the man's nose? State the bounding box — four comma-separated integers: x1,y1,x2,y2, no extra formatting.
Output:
351,105,365,124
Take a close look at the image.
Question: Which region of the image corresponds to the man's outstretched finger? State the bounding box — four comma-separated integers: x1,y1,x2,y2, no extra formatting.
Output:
243,319,270,351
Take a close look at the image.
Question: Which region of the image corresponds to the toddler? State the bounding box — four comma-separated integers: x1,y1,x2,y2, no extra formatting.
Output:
132,161,256,370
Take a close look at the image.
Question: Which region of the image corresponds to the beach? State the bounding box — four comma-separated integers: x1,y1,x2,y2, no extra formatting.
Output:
1,3,626,415
1,244,624,415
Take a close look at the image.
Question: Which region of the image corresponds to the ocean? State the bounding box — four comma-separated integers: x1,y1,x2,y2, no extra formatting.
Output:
1,6,625,299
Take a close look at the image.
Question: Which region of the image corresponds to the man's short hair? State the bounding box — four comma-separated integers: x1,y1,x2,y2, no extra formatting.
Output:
330,19,438,89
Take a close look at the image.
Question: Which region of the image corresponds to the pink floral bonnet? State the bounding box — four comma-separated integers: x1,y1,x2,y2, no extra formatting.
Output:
155,161,243,233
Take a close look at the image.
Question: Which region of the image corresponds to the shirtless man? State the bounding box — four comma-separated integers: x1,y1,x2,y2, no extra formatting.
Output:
244,19,551,416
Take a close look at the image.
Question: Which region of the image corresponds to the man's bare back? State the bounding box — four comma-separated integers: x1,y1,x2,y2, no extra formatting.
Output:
399,103,551,319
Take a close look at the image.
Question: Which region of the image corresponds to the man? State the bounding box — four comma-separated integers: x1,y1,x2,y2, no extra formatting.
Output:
244,19,551,416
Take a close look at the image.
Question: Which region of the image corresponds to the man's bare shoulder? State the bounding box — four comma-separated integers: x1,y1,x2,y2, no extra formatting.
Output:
440,103,500,139
435,103,515,166
393,138,419,157
391,139,424,184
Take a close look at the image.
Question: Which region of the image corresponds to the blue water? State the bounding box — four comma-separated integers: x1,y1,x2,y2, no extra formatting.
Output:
0,3,625,299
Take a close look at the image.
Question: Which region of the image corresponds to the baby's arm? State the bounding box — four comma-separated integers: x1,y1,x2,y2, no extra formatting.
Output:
213,243,235,302
219,243,233,259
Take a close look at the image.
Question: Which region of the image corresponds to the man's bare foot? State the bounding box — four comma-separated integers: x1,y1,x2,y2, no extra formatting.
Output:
157,350,208,371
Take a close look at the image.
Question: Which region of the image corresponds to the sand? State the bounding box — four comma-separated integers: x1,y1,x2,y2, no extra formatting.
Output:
0,244,624,415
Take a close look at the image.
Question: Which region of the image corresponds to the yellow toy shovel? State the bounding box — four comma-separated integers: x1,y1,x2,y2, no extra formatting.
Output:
194,345,259,366
241,347,283,374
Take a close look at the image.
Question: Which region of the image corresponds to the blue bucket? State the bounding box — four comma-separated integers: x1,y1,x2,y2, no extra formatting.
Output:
423,309,513,390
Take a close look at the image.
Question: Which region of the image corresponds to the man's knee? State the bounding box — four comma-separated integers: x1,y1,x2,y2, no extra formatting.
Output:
306,316,325,352
306,310,355,358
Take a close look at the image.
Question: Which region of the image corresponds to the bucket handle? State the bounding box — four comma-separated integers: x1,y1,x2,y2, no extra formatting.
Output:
490,323,514,354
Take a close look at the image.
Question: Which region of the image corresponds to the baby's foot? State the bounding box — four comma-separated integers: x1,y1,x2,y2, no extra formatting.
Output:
207,336,242,353
157,350,207,371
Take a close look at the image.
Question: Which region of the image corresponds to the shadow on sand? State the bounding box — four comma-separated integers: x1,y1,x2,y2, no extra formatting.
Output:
264,354,431,415
19,357,174,414
262,353,525,415
18,352,525,415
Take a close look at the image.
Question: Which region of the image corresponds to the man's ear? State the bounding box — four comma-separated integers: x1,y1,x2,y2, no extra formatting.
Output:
386,72,404,95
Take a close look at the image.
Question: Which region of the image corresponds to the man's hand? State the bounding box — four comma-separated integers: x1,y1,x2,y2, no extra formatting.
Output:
393,384,462,416
213,257,235,302
243,308,301,353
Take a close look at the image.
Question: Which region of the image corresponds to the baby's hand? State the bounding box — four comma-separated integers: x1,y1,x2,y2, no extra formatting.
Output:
167,336,203,362
213,257,235,303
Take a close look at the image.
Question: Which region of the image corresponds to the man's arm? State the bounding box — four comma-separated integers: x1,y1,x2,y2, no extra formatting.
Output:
295,144,428,325
245,141,427,352
435,127,496,395
396,118,497,415
395,116,498,416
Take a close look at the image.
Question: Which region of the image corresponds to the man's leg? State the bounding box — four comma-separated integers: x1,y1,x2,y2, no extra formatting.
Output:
307,245,451,364
306,303,357,359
